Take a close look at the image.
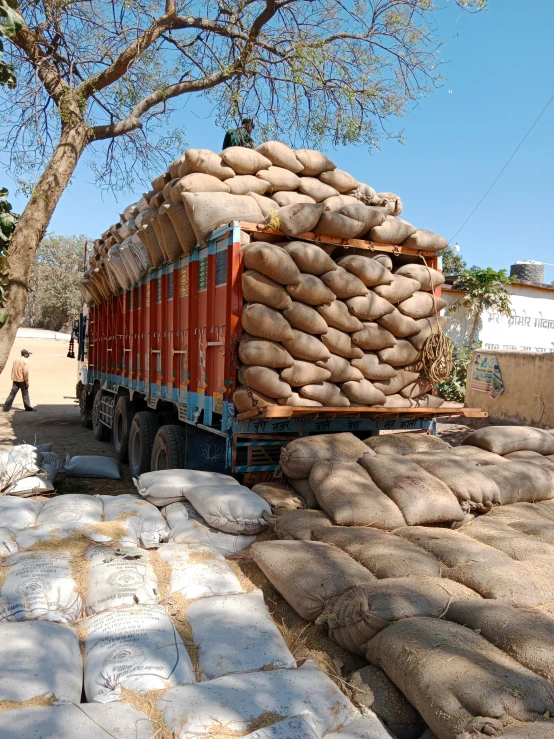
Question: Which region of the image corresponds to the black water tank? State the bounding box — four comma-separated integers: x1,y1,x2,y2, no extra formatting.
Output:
510,261,545,284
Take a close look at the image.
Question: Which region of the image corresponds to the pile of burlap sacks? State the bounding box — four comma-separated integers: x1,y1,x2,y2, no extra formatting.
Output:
79,142,448,313
249,426,554,739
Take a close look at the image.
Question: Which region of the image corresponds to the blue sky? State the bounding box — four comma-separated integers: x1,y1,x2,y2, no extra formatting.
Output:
5,0,554,280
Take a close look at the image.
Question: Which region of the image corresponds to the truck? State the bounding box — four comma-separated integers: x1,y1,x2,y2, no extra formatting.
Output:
76,220,485,484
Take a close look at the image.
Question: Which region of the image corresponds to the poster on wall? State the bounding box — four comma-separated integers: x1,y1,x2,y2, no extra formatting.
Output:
471,353,504,399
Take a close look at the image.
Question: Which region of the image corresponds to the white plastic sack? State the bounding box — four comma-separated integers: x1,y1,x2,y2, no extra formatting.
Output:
36,494,103,525
158,543,243,600
243,713,321,738
134,469,239,507
0,496,42,531
184,484,271,534
0,528,17,555
0,552,82,623
64,455,120,479
167,518,256,556
186,589,295,680
84,604,196,702
159,660,359,738
0,703,154,739
98,494,169,548
86,546,159,616
15,522,111,551
0,621,82,705
0,445,41,491
326,714,392,739
36,442,53,452
4,475,55,496
163,501,202,528
40,451,64,481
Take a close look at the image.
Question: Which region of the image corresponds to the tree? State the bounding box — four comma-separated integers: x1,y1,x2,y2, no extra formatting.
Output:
0,0,486,374
442,246,466,278
449,267,516,350
25,234,86,332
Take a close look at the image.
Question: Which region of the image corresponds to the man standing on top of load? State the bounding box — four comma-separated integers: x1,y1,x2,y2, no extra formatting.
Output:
3,349,35,411
222,118,255,149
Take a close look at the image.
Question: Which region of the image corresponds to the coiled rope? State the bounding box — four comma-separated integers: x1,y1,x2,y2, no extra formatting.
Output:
419,255,454,385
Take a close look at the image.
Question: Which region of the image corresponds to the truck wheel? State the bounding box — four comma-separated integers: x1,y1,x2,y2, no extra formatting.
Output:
92,390,110,441
79,383,92,429
128,411,159,477
113,395,133,463
151,425,187,471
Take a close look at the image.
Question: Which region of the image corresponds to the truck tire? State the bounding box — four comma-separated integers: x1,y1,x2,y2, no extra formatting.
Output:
113,395,133,463
78,382,92,429
151,425,187,471
128,411,159,477
92,390,110,441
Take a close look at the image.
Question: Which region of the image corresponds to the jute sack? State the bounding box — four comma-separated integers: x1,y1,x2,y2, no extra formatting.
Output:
300,382,351,407
481,462,554,504
446,598,554,683
255,141,303,172
182,192,263,244
282,329,330,361
317,300,362,332
151,171,170,192
148,190,164,209
239,334,294,368
338,205,387,234
180,149,234,179
347,182,376,204
409,452,501,513
337,254,393,287
460,516,554,563
310,461,405,528
248,191,279,217
256,166,301,192
272,191,315,206
360,454,464,525
449,445,511,466
398,291,447,320
272,509,332,538
312,525,440,579
399,377,433,398
288,479,319,509
351,353,397,381
161,201,197,256
403,229,449,252
370,216,415,244
321,268,368,299
378,307,420,337
233,386,274,413
342,379,386,406
326,714,394,739
412,393,445,408
275,203,326,237
286,273,336,305
278,393,323,407
251,540,376,621
242,269,293,310
221,146,271,174
176,173,230,193
298,177,339,202
504,449,545,460
281,432,371,479
295,149,336,176
241,365,292,399
169,154,186,178
323,194,359,211
384,394,414,408
316,353,364,382
409,316,448,350
242,303,293,342
313,211,365,239
395,264,445,292
462,426,554,456
281,360,331,386
377,340,420,367
227,174,269,195
318,577,478,657
373,273,421,303
137,215,164,268
346,293,395,321
320,169,360,193
322,327,363,359
244,241,302,285
284,240,337,275
366,617,554,739
252,481,305,511
352,323,396,351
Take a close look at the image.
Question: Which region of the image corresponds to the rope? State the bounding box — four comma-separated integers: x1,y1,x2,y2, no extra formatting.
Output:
418,255,454,385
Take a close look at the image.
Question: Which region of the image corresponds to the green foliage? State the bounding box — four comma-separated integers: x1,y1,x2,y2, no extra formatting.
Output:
0,187,17,325
436,344,476,403
25,233,86,332
442,246,466,277
0,0,22,89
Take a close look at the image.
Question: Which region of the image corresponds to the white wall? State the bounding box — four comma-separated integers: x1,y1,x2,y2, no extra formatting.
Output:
442,284,554,353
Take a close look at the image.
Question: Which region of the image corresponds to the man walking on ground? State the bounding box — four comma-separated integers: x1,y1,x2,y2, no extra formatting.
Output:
222,118,255,149
3,349,35,411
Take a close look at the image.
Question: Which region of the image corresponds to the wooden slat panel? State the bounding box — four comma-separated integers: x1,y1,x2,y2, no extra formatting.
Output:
236,406,487,421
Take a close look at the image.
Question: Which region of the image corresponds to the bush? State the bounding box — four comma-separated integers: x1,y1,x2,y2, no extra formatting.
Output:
436,345,478,403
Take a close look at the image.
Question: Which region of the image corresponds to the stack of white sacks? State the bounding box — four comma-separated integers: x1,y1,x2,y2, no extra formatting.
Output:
0,467,387,739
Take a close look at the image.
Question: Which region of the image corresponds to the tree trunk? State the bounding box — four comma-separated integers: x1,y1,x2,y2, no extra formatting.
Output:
0,124,91,374
467,311,481,351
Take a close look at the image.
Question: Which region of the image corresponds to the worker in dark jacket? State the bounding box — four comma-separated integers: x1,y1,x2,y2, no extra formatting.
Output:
222,118,255,149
